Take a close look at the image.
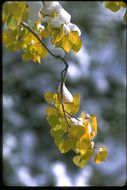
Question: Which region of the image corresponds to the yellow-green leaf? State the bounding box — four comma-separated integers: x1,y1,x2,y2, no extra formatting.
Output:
22,51,32,61
47,115,60,128
69,125,85,139
45,107,57,116
72,93,81,113
73,149,93,168
104,1,121,12
50,129,65,138
76,139,91,155
44,92,55,103
54,136,64,147
59,138,74,153
7,17,18,30
90,114,97,139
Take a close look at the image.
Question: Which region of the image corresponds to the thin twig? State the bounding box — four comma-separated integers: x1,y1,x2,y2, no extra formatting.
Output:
21,21,70,128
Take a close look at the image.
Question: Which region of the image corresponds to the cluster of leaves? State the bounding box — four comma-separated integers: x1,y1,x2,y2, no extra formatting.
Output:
3,1,108,168
2,1,82,64
103,1,127,23
41,22,82,53
44,87,108,168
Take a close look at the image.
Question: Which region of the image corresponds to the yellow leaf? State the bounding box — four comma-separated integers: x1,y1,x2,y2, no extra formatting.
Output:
76,139,91,155
41,23,52,38
72,93,81,114
47,115,60,128
90,115,97,139
94,146,108,164
69,125,85,139
59,138,74,153
72,38,82,53
45,107,57,116
104,1,121,12
69,31,79,44
50,129,65,138
60,118,68,131
73,148,93,168
33,55,41,64
61,35,73,53
22,52,32,61
44,92,55,103
81,111,85,120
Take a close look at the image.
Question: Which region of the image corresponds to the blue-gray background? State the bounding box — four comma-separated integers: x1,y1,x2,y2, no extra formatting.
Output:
3,1,126,186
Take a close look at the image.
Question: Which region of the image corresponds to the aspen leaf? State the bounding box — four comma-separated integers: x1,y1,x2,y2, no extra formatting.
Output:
47,115,60,128
50,129,65,138
61,35,73,53
72,93,80,113
7,17,18,30
69,126,85,139
81,111,85,120
45,107,57,116
22,52,33,61
90,114,97,139
94,146,108,164
76,139,91,155
73,149,93,168
54,136,64,147
60,118,68,131
104,2,121,12
44,92,55,103
63,93,80,114
72,38,82,53
53,124,63,131
59,138,74,153
69,31,79,44
33,55,41,64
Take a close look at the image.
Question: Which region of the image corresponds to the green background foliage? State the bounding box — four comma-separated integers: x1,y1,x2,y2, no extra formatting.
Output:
3,1,126,186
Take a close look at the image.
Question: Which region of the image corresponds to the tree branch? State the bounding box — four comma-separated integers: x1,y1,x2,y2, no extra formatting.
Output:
21,21,70,128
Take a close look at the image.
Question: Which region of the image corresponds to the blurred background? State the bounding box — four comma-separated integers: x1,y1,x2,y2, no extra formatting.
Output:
3,1,126,186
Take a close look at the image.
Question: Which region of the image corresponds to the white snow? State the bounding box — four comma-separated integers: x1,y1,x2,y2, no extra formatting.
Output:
71,117,84,126
63,24,70,34
68,23,81,36
57,83,73,103
51,17,63,28
27,1,43,24
58,8,71,24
